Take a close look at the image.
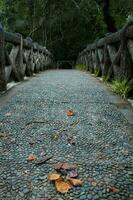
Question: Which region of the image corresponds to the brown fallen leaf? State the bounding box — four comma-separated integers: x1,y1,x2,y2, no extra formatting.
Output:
67,178,83,186
48,173,61,181
55,177,72,193
53,162,63,170
68,169,78,178
62,162,77,170
53,162,77,171
35,156,52,165
27,154,36,161
108,186,120,193
0,133,8,138
66,110,75,117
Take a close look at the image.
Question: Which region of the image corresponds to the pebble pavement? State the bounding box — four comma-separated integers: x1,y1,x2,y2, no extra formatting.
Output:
0,70,133,200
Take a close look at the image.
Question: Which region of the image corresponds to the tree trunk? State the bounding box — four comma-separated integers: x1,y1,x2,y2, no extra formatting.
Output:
97,0,117,33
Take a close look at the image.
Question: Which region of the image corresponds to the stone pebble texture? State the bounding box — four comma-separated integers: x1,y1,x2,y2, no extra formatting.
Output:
0,70,133,200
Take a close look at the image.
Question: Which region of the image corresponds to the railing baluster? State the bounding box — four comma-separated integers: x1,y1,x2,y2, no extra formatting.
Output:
0,23,53,92
77,22,133,82
0,23,6,91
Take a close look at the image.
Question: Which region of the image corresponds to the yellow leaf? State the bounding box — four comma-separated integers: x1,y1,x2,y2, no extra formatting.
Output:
48,173,61,181
67,178,83,186
55,178,72,193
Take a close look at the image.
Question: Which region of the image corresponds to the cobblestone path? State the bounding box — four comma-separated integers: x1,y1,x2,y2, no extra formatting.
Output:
0,70,133,200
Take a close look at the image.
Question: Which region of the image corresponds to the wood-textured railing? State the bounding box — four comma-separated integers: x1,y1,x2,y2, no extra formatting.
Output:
0,23,53,92
76,22,133,84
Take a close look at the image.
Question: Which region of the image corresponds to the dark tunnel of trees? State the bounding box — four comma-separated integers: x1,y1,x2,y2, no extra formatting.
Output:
0,0,133,61
57,62,73,69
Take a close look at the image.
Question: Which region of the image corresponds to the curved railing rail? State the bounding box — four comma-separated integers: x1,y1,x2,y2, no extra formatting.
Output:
76,22,133,83
0,23,53,92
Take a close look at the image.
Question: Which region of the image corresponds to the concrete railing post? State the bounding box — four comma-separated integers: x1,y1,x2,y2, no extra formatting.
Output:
0,23,6,92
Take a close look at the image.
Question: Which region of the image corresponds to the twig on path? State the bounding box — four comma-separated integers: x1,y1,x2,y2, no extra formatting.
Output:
26,120,50,126
70,120,79,127
35,156,53,165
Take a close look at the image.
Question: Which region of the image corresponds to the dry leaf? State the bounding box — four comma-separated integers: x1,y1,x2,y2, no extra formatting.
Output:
48,173,60,181
53,162,63,170
53,162,77,171
55,178,72,193
68,169,78,178
66,110,75,117
67,178,83,186
36,156,52,165
0,133,8,138
62,162,77,170
108,186,120,193
5,112,11,117
27,154,36,161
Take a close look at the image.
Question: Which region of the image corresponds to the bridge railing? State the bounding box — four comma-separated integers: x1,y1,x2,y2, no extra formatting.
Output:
76,22,133,83
0,23,53,92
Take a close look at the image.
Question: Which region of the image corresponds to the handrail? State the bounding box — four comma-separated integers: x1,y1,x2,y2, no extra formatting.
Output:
0,23,53,92
76,22,133,83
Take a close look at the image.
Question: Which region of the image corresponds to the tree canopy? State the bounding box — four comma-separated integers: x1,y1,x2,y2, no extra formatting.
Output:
0,0,133,60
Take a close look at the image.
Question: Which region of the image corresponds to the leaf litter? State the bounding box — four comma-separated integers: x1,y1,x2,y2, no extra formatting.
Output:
0,133,8,138
48,161,83,193
66,110,75,117
27,154,37,161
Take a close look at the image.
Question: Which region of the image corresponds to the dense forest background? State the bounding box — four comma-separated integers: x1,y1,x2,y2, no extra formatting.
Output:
0,0,133,60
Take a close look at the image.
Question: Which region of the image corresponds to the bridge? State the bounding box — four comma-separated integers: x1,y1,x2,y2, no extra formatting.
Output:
0,22,133,200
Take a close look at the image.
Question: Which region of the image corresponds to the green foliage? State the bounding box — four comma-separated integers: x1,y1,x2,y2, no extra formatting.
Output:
111,79,132,97
0,0,132,60
75,64,88,71
89,68,94,74
102,74,110,82
110,0,133,28
94,68,100,77
0,0,106,60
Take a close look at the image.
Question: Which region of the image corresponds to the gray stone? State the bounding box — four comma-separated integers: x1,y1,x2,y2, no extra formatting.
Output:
0,70,133,200
19,192,24,197
87,194,93,199
80,194,87,200
23,188,29,194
